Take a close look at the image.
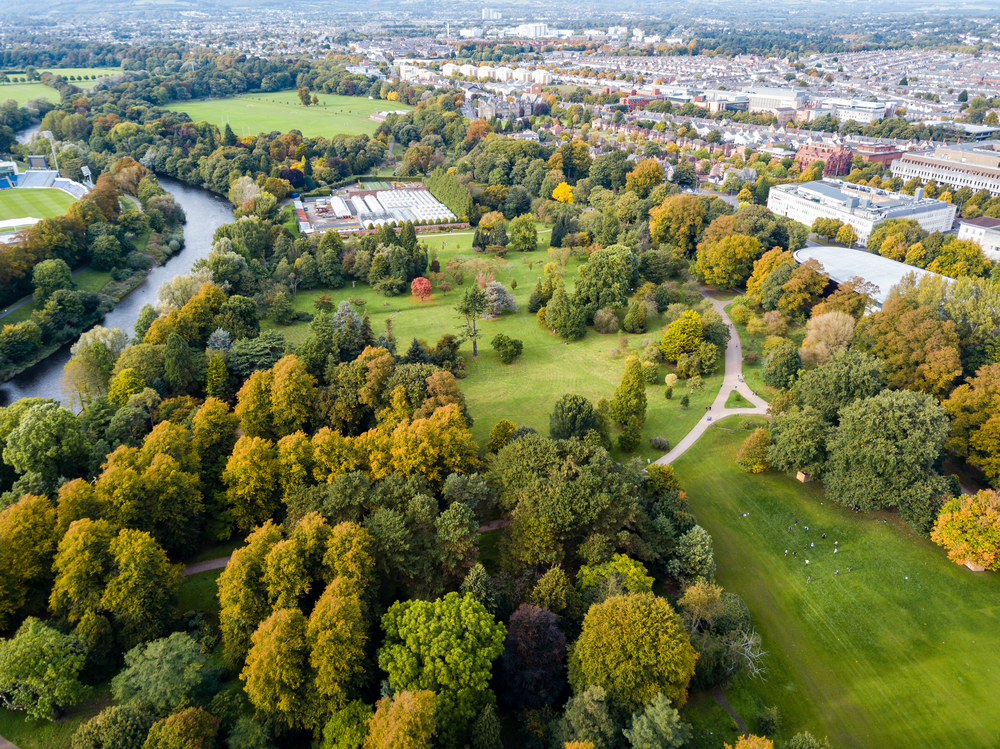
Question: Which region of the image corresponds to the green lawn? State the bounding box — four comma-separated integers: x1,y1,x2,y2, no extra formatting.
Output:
672,419,1000,749
0,83,57,106
164,91,411,139
176,569,224,624
0,188,77,222
0,685,112,749
264,226,723,462
725,389,752,409
37,67,120,85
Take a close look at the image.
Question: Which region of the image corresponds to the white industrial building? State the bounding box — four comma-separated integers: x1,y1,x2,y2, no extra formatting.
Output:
792,247,947,311
891,142,1000,197
957,216,1000,261
767,180,956,246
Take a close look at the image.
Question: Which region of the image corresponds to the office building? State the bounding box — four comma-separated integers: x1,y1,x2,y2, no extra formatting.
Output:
767,179,956,246
891,142,1000,196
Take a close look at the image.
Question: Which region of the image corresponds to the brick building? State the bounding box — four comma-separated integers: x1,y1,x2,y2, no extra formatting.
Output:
795,144,853,177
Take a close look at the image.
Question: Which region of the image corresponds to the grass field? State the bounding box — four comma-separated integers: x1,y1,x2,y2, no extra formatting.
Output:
0,83,57,106
262,226,723,462
164,91,411,139
0,188,78,222
37,67,120,82
672,419,1000,749
0,685,112,749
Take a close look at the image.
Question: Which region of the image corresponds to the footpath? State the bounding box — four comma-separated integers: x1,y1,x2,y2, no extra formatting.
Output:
654,291,768,466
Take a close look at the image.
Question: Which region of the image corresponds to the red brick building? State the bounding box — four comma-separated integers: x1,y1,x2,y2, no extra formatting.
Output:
852,143,904,167
795,144,853,176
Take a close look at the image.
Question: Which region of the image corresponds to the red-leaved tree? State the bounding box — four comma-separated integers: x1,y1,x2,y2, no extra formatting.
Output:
411,277,432,302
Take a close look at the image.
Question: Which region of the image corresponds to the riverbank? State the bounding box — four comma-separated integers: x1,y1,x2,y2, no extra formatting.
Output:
0,178,235,405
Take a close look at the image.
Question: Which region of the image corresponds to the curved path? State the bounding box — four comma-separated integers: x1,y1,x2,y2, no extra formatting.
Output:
654,292,768,466
183,556,231,576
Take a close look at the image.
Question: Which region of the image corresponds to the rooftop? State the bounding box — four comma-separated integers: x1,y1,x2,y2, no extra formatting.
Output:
792,247,946,309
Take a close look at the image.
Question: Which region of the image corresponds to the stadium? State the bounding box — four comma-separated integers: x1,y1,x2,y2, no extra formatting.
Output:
0,156,91,242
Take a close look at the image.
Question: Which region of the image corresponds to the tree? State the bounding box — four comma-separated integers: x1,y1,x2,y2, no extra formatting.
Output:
695,235,762,289
623,300,647,334
625,159,664,199
164,333,199,396
3,402,88,490
649,195,705,255
242,608,316,732
931,490,1000,570
308,578,368,713
490,333,523,364
944,364,1000,483
0,618,88,721
553,182,574,203
50,519,115,624
796,349,885,424
101,530,183,650
577,554,654,596
321,701,372,749
551,686,621,749
219,522,282,668
497,604,567,710
660,311,703,363
470,704,501,749
669,525,716,584
32,258,73,303
142,707,220,749
610,355,647,427
746,249,794,304
573,244,639,314
364,691,436,749
507,214,537,253
571,592,698,715
726,737,774,749
826,390,952,533
549,394,598,441
109,368,147,408
677,581,724,636
487,419,516,454
762,343,801,390
224,436,281,532
736,428,771,474
799,311,855,368
271,355,317,438
623,693,693,749
767,408,828,477
411,277,432,302
835,223,857,246
455,286,488,357
378,593,505,749
0,494,57,629
111,633,206,714
71,704,156,749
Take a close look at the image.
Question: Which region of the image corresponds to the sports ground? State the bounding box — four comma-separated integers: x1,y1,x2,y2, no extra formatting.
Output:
0,188,77,223
164,91,410,138
673,422,1000,748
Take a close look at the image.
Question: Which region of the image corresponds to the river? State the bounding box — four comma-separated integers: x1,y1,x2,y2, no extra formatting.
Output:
0,177,235,405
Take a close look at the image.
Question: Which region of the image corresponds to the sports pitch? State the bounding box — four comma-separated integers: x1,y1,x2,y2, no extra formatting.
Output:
164,91,410,138
0,188,77,223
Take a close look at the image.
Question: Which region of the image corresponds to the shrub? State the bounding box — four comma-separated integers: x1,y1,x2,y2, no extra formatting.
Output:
736,428,770,473
491,333,524,364
743,351,759,365
680,395,689,408
664,387,673,400
757,706,782,735
593,307,619,334
650,436,670,451
641,361,659,384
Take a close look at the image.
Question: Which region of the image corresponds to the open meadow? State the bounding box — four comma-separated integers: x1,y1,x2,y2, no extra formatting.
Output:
262,225,724,462
0,188,77,222
165,91,410,139
0,82,57,106
672,419,1000,749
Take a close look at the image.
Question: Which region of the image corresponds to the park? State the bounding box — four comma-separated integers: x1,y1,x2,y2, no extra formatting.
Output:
164,91,411,139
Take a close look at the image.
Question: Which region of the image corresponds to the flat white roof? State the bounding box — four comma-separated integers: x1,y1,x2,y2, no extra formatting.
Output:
793,246,947,309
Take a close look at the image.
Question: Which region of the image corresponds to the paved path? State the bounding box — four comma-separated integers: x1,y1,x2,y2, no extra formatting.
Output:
183,556,231,576
0,736,19,749
654,292,769,466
